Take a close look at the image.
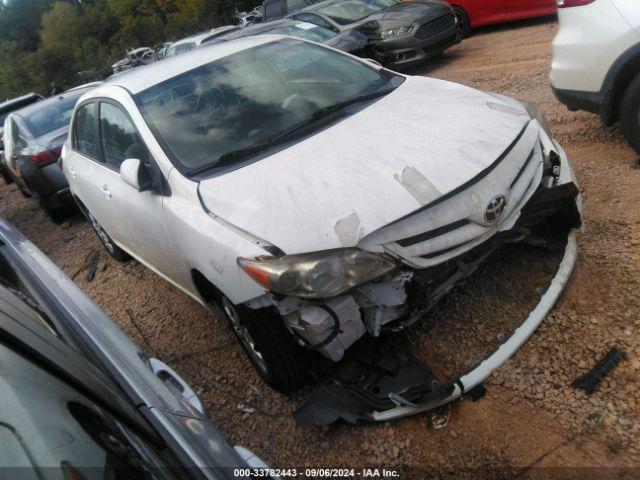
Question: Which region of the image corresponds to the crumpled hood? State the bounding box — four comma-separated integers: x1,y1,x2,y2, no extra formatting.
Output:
198,76,531,255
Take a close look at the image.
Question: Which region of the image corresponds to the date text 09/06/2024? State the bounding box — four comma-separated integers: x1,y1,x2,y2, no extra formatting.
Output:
233,468,401,478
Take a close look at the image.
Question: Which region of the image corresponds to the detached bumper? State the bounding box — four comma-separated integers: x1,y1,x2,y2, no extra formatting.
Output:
294,230,578,426
293,182,581,426
373,231,578,422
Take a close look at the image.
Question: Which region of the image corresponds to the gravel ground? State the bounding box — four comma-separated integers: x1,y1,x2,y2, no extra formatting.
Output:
1,16,639,479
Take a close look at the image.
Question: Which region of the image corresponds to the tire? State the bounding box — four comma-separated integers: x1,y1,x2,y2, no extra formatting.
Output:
41,202,66,224
453,6,472,38
219,296,309,393
15,180,31,198
620,73,640,155
0,165,13,185
85,209,131,262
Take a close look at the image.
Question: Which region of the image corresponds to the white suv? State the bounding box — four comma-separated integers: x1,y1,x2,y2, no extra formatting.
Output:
62,36,582,398
551,0,640,152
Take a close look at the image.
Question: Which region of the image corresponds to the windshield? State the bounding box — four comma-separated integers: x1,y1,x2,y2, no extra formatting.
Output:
136,39,402,175
318,0,399,25
23,92,84,137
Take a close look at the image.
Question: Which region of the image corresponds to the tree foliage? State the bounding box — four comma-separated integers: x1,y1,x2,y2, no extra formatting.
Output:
0,0,257,100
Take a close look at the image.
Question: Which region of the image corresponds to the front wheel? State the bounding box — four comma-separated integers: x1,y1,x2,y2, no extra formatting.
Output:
620,73,640,155
453,6,472,38
85,209,130,262
219,296,310,393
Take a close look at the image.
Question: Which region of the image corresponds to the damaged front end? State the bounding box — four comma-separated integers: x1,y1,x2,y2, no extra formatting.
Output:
240,120,582,424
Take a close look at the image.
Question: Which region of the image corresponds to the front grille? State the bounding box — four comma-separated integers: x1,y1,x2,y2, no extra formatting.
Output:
414,14,456,41
423,34,459,56
358,122,545,269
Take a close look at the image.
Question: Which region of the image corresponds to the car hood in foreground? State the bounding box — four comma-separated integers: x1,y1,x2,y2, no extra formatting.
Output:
198,76,531,255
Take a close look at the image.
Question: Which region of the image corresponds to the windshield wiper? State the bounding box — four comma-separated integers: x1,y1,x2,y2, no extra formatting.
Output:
188,88,394,176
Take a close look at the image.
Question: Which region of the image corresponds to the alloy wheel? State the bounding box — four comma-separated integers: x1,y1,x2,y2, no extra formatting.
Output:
88,212,115,254
222,297,269,376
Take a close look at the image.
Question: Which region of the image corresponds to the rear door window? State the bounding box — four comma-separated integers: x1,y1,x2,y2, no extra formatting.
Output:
99,102,151,170
73,103,99,159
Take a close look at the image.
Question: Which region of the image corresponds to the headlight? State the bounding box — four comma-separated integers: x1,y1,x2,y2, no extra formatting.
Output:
520,100,553,138
238,249,396,298
380,26,413,40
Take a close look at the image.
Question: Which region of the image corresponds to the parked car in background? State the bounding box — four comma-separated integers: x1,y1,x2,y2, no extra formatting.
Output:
551,0,640,154
0,216,269,477
451,0,556,37
155,41,174,59
2,86,95,221
111,47,157,74
288,0,461,68
262,0,324,22
210,19,369,55
62,36,581,398
238,6,264,27
0,93,44,184
165,26,242,57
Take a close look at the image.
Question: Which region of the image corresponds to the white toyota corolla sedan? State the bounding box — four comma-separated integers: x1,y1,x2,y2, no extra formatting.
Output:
62,36,582,408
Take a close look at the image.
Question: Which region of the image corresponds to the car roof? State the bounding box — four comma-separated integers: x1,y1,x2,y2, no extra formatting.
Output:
0,93,43,114
12,87,93,119
106,35,284,95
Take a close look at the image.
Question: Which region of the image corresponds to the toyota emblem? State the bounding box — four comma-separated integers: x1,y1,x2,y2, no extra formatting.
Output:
484,195,507,223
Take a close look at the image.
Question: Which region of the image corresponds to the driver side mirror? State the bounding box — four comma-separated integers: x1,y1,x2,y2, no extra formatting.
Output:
120,158,151,192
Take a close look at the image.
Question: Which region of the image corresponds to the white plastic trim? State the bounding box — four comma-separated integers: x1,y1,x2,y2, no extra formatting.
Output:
371,231,579,421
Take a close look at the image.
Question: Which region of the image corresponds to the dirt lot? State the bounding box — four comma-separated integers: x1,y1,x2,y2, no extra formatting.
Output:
1,17,639,479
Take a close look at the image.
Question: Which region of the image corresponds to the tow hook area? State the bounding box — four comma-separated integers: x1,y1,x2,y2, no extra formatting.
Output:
293,339,453,427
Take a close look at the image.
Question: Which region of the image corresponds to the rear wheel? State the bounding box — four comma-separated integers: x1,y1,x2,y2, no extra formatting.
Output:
15,179,31,198
620,73,640,155
85,209,130,262
0,165,13,184
41,202,67,224
219,296,309,393
453,6,472,38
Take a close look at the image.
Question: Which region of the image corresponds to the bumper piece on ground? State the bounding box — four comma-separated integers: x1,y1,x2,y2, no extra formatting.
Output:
293,231,578,426
571,347,624,395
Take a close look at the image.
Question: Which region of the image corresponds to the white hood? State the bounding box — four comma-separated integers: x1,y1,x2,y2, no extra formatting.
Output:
198,76,531,255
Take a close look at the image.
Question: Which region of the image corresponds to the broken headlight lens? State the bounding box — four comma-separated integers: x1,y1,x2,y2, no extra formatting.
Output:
238,249,396,298
380,26,413,40
520,100,553,138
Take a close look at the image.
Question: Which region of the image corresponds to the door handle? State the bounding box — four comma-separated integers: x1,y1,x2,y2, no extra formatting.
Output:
148,358,207,416
101,184,112,200
68,167,76,178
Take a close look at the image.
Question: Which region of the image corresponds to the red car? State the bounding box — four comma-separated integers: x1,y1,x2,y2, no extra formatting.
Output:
450,0,557,37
